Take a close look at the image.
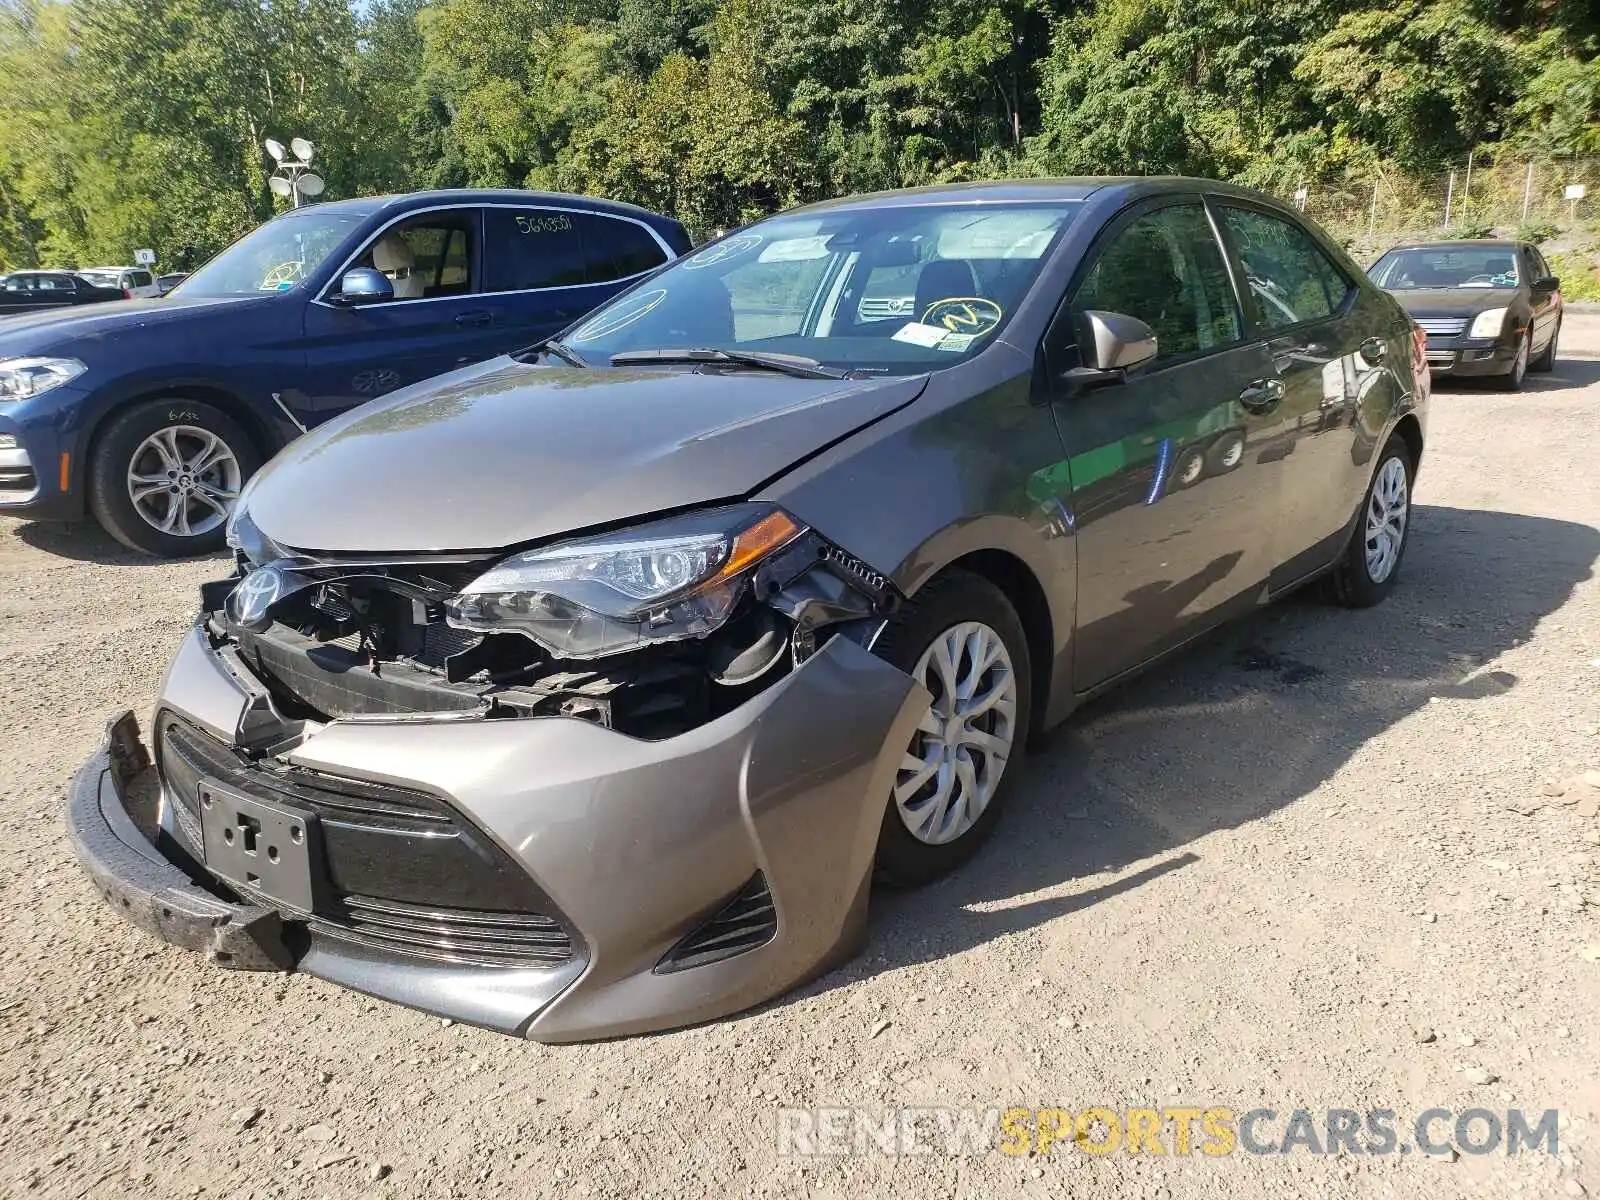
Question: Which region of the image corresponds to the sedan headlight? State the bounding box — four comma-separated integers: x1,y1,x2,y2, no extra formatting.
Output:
1468,308,1509,339
224,506,283,567
0,357,87,402
446,505,806,659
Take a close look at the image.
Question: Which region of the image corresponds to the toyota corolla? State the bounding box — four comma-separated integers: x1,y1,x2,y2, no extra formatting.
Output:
68,178,1426,1041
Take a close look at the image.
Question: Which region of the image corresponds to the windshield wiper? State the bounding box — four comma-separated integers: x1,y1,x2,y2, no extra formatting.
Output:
608,347,848,380
539,338,587,368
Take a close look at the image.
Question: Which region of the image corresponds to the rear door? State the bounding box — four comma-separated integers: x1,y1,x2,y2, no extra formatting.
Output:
475,206,673,346
1045,195,1284,689
1210,201,1387,585
294,206,501,423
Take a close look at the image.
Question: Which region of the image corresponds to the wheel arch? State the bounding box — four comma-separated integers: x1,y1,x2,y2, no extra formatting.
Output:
908,547,1057,739
82,382,280,485
1391,412,1423,471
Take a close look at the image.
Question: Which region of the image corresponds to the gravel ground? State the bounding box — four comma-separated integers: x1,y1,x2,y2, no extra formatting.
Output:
2,321,1598,1200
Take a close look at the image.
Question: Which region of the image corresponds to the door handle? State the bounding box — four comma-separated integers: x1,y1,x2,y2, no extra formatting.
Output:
454,310,493,327
1238,377,1285,413
1359,337,1387,364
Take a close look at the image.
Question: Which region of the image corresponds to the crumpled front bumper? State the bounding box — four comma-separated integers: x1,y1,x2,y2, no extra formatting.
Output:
65,628,927,1042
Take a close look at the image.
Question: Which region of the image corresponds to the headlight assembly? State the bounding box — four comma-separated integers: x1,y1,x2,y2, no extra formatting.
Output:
446,505,806,659
1468,308,1509,339
0,357,86,402
224,507,283,567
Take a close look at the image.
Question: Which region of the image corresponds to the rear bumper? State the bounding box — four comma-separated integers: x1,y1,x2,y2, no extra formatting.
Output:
67,627,926,1041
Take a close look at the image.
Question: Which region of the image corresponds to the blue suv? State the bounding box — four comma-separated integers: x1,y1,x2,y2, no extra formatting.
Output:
0,190,690,555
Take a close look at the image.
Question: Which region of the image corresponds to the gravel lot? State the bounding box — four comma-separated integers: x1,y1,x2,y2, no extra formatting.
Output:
2,320,1598,1200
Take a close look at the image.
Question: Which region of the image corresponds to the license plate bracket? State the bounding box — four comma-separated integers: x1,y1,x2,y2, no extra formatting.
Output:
199,780,323,914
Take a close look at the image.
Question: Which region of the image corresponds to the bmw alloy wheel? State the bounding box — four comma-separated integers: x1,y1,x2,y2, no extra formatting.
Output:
126,425,242,538
894,620,1018,845
1363,455,1408,584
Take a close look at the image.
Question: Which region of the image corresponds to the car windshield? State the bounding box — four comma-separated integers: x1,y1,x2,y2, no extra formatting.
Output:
171,210,368,298
1368,247,1521,290
563,202,1080,374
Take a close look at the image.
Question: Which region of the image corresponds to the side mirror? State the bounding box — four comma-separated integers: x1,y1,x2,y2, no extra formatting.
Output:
1531,275,1560,294
1058,310,1159,392
330,267,393,306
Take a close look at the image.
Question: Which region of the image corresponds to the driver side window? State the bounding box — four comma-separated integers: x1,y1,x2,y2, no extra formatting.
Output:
353,211,477,302
1071,203,1241,363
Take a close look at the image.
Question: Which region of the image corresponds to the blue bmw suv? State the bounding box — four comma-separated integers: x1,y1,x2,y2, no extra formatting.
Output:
0,190,690,555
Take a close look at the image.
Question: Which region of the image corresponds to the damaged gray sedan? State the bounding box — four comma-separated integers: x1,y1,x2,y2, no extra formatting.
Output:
67,178,1426,1040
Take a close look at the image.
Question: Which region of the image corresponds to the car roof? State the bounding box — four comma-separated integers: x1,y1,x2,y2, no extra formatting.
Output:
780,175,1296,216
298,189,681,227
1386,240,1526,251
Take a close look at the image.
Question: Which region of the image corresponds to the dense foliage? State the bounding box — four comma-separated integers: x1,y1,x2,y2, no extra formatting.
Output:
0,0,1596,268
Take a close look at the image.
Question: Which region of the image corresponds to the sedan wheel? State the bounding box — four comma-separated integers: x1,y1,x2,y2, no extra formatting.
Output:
894,620,1018,845
1363,455,1408,584
872,570,1033,885
1495,332,1530,391
1329,436,1413,608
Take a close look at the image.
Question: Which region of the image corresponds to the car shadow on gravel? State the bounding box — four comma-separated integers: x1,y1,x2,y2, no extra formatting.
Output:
6,518,229,566
807,504,1600,996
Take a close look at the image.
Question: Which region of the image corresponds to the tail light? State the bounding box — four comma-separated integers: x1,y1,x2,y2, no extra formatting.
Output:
122,288,133,299
1411,322,1431,393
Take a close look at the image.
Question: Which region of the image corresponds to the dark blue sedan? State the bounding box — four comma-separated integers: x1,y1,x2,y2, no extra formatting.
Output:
0,190,690,555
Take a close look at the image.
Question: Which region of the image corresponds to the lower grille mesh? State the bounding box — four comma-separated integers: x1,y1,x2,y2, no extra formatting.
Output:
314,895,573,968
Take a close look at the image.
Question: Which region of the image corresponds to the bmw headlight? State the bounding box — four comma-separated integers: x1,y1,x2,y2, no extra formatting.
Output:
446,505,806,659
1468,308,1509,339
0,357,86,402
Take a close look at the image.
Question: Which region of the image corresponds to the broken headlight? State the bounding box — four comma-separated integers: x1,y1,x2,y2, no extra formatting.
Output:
445,505,805,659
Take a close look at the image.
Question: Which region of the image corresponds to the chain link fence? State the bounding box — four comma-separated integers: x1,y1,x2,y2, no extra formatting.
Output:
1279,152,1600,263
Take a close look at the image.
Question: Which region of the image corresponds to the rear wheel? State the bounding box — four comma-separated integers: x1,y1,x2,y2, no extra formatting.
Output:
1329,437,1413,608
1530,318,1559,372
89,399,260,556
872,571,1032,885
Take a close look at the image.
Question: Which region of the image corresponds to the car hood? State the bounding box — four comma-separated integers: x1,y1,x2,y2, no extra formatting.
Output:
1387,288,1517,318
244,357,929,553
0,295,277,354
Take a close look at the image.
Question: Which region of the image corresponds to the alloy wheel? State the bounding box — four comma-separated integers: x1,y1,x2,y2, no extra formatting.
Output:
893,620,1018,845
1363,456,1409,584
125,425,242,538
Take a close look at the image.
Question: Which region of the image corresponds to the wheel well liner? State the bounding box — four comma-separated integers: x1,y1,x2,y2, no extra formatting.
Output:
937,549,1054,736
1391,413,1423,469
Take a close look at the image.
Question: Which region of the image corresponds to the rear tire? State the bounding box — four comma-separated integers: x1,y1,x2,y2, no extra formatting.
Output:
1329,436,1413,608
89,399,260,557
872,571,1032,886
1529,318,1559,372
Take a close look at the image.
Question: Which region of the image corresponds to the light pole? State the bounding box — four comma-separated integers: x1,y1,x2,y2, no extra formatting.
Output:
264,137,325,207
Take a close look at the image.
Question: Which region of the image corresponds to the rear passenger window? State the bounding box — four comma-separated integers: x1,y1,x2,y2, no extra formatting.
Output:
484,210,666,292
1217,207,1351,329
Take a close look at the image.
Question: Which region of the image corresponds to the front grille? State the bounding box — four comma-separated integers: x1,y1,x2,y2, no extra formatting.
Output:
156,715,576,966
313,895,573,968
1415,317,1468,338
657,873,776,972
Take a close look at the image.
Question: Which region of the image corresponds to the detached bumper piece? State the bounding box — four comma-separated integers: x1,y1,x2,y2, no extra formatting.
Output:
65,713,294,971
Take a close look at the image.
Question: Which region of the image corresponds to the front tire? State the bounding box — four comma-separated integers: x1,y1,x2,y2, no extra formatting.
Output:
872,571,1033,886
1329,437,1413,608
1530,318,1559,372
88,399,260,557
1493,330,1530,391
